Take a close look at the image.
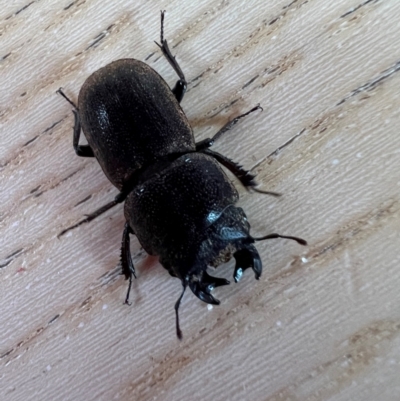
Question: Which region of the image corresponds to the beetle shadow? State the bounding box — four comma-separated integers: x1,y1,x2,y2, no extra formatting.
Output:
138,253,160,269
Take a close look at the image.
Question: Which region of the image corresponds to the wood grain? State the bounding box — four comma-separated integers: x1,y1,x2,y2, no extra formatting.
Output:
1,0,400,400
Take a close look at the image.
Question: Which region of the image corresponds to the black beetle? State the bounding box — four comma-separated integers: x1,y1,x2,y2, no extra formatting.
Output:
57,11,306,339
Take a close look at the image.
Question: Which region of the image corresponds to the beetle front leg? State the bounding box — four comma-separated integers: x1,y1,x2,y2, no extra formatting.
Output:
57,88,95,157
121,222,137,305
196,105,280,196
200,148,281,196
155,11,187,103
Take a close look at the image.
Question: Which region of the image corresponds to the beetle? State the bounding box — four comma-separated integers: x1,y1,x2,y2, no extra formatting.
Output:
57,11,306,339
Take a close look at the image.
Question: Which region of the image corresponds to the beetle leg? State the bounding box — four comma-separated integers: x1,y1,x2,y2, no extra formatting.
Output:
171,80,187,103
56,87,77,108
196,105,263,151
175,283,187,340
58,191,129,237
72,110,95,157
155,11,187,103
202,148,257,187
121,222,137,305
200,148,281,197
57,88,95,158
195,105,280,195
233,244,262,282
212,105,263,143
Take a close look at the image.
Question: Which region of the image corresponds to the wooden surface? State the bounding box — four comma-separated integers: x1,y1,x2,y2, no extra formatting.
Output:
1,1,400,400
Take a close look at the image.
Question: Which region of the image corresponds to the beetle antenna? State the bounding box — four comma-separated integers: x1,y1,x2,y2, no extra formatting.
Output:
252,233,307,246
175,283,187,340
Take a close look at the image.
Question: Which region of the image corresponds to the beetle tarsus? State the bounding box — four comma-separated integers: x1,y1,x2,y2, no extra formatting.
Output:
56,88,77,109
124,275,133,306
159,10,166,42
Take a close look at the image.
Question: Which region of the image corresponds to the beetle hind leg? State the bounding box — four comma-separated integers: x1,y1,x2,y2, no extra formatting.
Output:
56,88,95,158
155,11,187,103
58,191,130,237
233,244,262,282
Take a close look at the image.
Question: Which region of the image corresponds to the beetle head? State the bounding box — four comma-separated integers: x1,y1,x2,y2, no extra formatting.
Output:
167,205,260,302
164,205,307,339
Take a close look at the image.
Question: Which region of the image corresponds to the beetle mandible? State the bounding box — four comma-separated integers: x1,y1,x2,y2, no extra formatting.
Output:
57,11,306,339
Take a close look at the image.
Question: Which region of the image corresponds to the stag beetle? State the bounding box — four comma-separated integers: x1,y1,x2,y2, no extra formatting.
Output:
57,11,306,339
